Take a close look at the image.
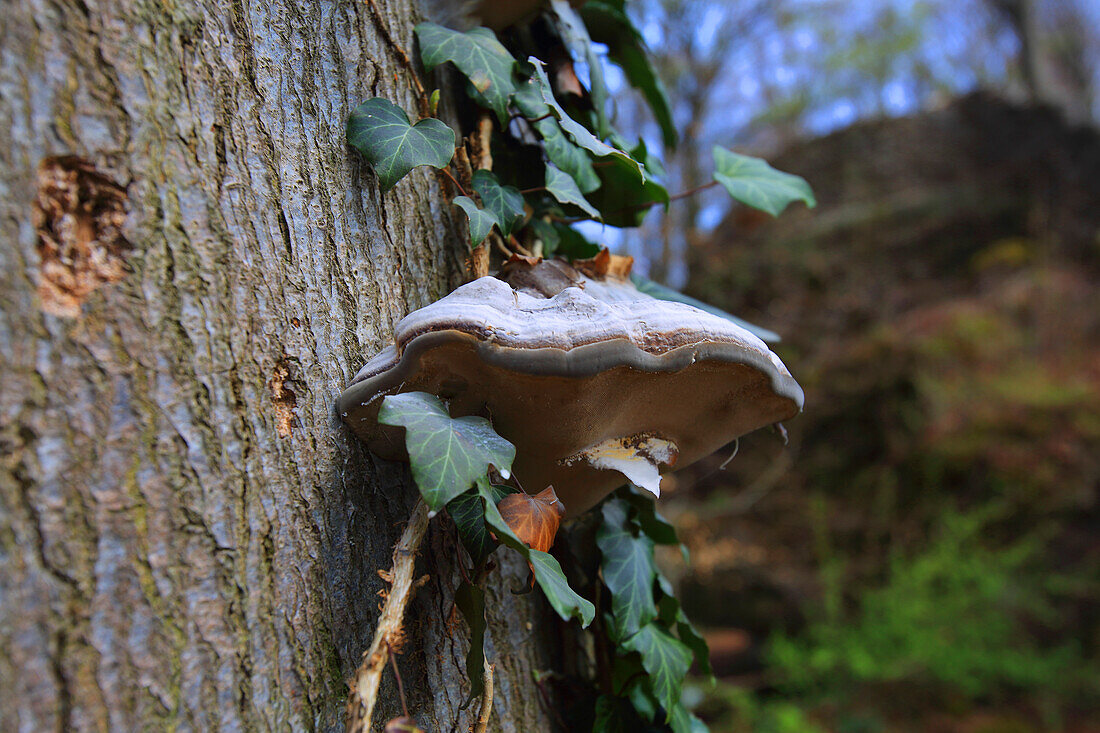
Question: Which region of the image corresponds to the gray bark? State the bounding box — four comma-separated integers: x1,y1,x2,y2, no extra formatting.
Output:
0,1,560,730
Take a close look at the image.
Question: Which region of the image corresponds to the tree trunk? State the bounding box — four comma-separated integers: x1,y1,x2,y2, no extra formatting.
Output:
0,1,561,730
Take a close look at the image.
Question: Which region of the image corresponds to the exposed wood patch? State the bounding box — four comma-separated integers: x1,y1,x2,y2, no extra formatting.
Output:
267,359,298,438
33,156,130,318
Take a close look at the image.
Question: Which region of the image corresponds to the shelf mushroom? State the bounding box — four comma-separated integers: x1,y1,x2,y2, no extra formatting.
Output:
337,259,804,518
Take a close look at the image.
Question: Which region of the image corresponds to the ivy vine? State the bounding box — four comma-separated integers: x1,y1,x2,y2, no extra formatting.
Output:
344,4,815,731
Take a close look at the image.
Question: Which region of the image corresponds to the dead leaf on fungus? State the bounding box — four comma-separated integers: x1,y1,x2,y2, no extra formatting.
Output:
384,716,425,733
497,486,565,553
573,248,634,279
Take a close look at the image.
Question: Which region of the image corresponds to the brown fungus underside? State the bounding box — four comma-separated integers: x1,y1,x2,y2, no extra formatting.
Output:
338,260,803,518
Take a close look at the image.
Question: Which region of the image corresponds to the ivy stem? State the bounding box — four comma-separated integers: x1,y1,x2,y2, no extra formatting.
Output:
441,166,471,198
667,179,720,203
510,111,555,123
472,660,495,733
519,186,546,195
555,179,723,224
346,499,431,732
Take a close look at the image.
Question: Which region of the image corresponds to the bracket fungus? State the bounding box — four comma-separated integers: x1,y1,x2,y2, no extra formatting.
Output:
338,259,804,518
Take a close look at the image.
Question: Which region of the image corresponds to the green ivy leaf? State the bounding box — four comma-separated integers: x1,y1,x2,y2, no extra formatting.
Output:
471,170,525,236
598,498,658,638
585,154,669,228
629,274,781,343
668,702,709,733
346,98,456,192
621,623,694,719
625,677,659,722
478,480,595,626
516,59,641,177
552,222,602,260
621,484,679,546
551,0,611,138
593,694,644,732
447,483,515,567
534,116,601,193
583,2,678,149
545,164,600,219
631,138,667,179
452,196,498,247
527,219,561,257
712,146,816,217
415,23,518,124
455,580,487,700
378,392,515,512
656,575,714,681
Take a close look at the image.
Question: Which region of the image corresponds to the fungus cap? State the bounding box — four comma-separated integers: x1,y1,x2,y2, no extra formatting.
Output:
338,262,803,517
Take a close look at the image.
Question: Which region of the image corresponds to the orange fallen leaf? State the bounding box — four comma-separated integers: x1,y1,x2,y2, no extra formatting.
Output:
384,717,425,733
497,486,566,553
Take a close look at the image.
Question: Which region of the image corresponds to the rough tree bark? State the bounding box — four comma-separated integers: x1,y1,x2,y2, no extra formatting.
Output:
0,1,562,730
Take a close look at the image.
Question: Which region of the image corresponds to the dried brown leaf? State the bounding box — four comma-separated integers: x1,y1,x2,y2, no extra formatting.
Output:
383,716,426,733
496,486,566,553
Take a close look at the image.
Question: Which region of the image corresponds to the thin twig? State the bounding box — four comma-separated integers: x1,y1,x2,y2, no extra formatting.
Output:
346,499,431,733
386,640,410,719
362,0,429,115
473,660,495,733
469,114,495,278
519,186,546,195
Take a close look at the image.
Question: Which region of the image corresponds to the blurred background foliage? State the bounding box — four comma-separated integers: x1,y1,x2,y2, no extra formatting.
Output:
591,0,1100,730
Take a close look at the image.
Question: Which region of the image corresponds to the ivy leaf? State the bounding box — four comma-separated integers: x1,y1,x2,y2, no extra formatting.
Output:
378,392,515,512
712,146,816,217
534,116,601,193
625,678,659,723
545,164,600,219
415,24,518,124
452,196,498,247
667,703,709,733
455,581,487,700
479,480,595,626
621,623,693,719
585,154,669,228
656,576,714,681
516,59,641,177
631,138,667,179
598,498,658,638
593,694,644,732
527,219,561,256
583,1,678,149
550,0,611,137
621,484,679,546
629,274,781,343
471,170,525,236
447,483,515,567
552,222,602,260
347,98,456,192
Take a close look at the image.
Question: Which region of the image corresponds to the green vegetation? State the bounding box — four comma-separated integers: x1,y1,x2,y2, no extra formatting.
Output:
768,507,1090,700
